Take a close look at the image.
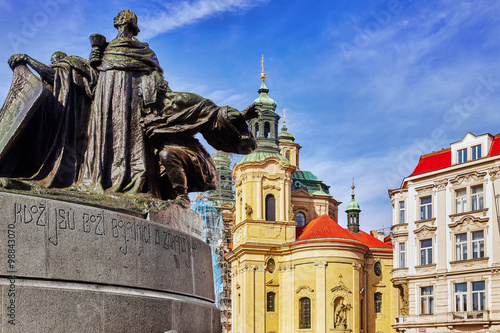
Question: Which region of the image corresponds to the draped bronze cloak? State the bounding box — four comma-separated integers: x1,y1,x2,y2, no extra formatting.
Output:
77,37,162,195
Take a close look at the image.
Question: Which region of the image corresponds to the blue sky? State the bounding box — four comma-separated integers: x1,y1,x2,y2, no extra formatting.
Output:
1,0,500,231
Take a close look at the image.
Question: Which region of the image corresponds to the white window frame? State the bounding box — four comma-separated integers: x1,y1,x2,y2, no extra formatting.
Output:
455,233,468,261
420,239,433,265
399,201,405,224
472,281,486,311
455,189,467,214
420,286,434,315
471,185,484,211
453,229,485,261
399,242,406,268
454,283,468,312
472,230,485,259
420,196,432,220
471,144,482,160
458,148,467,164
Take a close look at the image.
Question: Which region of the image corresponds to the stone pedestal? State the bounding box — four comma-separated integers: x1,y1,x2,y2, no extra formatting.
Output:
0,191,220,333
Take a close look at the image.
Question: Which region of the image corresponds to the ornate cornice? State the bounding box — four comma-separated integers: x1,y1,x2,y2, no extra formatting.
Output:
488,166,500,178
434,178,448,190
415,184,434,195
239,265,256,272
449,171,487,185
278,265,294,272
263,184,281,191
315,261,328,268
266,279,279,287
449,214,489,231
414,224,437,238
296,285,314,294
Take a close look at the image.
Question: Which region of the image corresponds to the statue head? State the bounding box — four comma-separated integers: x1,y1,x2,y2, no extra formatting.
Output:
50,51,67,64
114,9,140,36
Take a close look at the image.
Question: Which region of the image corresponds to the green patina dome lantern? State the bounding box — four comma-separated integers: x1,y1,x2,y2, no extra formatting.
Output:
346,179,361,233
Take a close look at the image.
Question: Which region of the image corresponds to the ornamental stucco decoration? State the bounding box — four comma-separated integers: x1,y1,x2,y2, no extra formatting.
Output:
449,214,489,232
449,171,487,185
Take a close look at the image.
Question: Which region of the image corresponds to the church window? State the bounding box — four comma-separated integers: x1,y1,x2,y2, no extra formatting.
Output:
299,297,311,329
267,292,275,312
286,151,290,161
265,194,275,221
264,122,270,138
266,259,275,273
374,292,382,313
296,212,306,227
255,123,259,137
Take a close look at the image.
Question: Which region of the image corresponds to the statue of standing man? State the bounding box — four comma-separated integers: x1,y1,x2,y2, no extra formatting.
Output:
76,10,258,204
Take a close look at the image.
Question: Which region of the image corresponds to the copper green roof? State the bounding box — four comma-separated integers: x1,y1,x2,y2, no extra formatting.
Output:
346,198,361,211
346,186,361,212
237,151,289,165
292,170,331,196
253,79,277,109
278,121,295,143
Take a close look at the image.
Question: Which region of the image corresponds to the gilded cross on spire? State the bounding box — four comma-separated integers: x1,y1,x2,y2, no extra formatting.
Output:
283,108,286,122
352,177,355,190
260,55,266,79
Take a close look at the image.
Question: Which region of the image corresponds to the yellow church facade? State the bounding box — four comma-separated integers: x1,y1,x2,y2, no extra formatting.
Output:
226,68,397,333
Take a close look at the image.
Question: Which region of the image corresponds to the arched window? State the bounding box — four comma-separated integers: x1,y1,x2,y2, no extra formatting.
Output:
267,292,276,312
286,151,290,162
295,212,306,227
265,194,275,221
255,123,259,138
374,292,382,313
299,297,311,329
264,122,271,138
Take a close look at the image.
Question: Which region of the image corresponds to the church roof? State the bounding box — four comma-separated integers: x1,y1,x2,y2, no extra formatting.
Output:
292,170,330,196
295,215,392,251
297,215,360,244
237,151,289,165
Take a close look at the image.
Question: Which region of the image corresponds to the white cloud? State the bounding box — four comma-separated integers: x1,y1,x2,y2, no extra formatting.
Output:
140,0,268,39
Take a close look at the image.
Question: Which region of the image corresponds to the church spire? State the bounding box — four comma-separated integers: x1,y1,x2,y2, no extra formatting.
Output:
346,178,361,233
250,55,280,153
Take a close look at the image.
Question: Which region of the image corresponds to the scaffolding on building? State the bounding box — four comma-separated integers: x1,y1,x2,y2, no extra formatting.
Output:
192,198,232,332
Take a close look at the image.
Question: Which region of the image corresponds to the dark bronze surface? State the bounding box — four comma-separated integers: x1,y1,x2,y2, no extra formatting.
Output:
0,9,258,207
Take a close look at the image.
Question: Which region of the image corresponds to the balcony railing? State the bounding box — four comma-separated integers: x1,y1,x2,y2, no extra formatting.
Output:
450,310,489,321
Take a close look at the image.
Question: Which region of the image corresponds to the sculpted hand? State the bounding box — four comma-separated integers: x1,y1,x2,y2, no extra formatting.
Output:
241,104,260,121
8,54,29,69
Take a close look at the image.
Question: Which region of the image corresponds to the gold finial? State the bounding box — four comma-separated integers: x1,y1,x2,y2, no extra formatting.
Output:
352,177,355,190
260,54,266,79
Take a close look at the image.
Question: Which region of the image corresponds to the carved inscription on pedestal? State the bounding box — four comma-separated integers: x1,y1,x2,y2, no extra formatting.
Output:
10,199,197,264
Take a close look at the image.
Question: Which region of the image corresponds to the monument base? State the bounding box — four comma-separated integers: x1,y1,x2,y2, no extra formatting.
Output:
0,191,220,333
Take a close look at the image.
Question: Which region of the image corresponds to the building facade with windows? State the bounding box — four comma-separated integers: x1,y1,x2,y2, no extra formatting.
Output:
389,132,500,332
227,68,396,333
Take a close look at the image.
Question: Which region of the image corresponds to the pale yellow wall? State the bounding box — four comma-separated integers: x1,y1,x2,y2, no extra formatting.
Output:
229,149,395,333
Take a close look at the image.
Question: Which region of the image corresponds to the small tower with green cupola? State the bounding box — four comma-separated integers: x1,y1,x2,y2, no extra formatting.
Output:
249,55,280,153
278,109,302,168
346,179,361,233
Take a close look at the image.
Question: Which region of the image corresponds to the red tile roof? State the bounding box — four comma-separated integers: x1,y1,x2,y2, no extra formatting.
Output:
488,134,500,156
408,149,451,177
408,134,500,178
350,231,392,251
295,215,392,251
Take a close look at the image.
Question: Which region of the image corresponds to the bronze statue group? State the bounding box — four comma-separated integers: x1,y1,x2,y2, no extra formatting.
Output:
1,10,258,205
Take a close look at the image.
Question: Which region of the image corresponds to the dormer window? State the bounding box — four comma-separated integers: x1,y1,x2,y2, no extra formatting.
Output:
472,145,482,160
451,133,492,165
458,149,467,164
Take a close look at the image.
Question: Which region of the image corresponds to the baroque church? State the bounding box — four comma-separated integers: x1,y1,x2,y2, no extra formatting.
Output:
225,64,397,333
